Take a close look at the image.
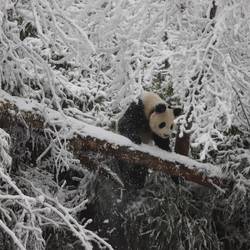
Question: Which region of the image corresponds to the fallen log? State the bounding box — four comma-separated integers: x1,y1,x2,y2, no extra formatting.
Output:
0,92,226,188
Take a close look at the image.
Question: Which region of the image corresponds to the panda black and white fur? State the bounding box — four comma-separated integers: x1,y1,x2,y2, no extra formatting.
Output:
118,91,181,188
118,91,181,151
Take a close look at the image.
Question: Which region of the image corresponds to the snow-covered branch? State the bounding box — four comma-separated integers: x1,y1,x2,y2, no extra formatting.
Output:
0,0,250,248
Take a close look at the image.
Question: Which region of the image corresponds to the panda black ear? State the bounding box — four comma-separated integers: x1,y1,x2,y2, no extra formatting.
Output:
173,108,182,117
155,103,166,113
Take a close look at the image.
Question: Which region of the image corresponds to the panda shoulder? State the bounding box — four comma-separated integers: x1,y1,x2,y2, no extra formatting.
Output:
142,91,162,102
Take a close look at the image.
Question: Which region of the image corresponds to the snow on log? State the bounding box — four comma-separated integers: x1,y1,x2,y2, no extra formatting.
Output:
0,90,226,188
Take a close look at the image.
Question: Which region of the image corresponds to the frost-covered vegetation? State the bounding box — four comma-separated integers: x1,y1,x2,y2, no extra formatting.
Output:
0,0,250,249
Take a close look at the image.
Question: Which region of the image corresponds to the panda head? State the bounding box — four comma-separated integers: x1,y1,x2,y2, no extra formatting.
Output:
149,103,181,139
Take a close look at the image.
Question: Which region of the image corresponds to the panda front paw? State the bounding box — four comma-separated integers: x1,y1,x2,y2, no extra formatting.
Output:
130,135,142,145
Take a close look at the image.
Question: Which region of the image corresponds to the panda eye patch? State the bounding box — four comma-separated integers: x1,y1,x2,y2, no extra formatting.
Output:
159,122,166,129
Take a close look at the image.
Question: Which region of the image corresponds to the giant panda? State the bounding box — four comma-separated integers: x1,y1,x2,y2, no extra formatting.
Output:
118,91,182,188
118,91,181,150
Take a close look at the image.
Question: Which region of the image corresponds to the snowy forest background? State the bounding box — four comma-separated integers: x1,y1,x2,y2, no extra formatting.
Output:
0,0,250,249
